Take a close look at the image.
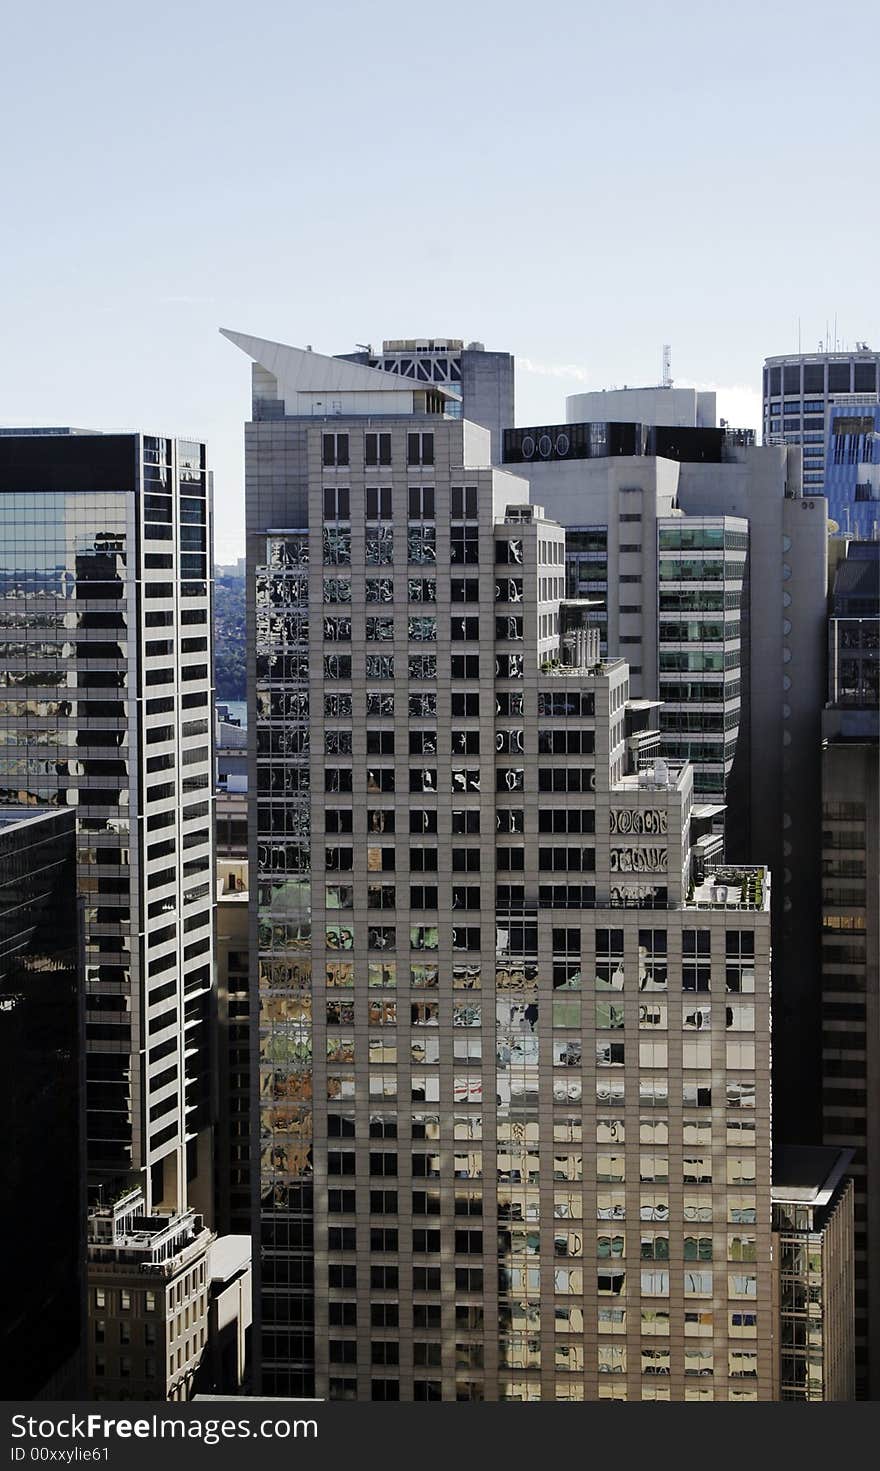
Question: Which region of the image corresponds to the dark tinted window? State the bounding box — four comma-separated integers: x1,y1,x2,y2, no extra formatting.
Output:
768,367,781,396
828,363,851,392
783,365,800,394
803,363,825,394
854,363,877,394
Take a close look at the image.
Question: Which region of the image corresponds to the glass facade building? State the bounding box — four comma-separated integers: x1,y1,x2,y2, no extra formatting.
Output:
824,405,880,541
762,348,880,493
0,430,215,1217
0,806,83,1397
656,519,747,796
772,1146,855,1400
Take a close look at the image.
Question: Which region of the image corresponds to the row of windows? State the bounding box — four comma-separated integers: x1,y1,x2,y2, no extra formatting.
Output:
321,766,597,795
317,652,530,679
322,432,437,469
319,615,528,642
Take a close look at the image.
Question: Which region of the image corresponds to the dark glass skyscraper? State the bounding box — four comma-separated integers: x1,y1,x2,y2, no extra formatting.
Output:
0,806,84,1397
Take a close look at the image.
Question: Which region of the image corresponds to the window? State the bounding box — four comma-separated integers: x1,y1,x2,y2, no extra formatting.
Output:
323,433,350,468
408,526,436,565
408,577,436,603
366,485,393,520
452,616,480,641
407,486,436,520
451,578,479,603
323,488,350,520
451,528,480,564
451,486,478,518
365,432,392,467
407,435,434,468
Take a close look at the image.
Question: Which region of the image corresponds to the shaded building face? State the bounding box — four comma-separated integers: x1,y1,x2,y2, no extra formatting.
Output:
0,808,82,1396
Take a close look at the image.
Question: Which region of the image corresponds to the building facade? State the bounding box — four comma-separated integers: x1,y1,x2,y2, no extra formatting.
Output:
820,539,879,1397
566,384,716,430
0,429,216,1218
761,346,880,492
216,856,251,1235
824,404,880,541
87,1188,213,1401
772,1146,855,1401
341,338,515,465
0,806,84,1398
499,429,827,1146
229,331,774,1402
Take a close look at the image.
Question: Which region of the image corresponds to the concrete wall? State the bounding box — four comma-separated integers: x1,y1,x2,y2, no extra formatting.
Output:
677,449,828,1144
566,386,716,429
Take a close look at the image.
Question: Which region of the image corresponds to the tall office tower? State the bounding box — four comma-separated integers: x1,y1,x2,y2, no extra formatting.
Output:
825,404,880,540
1,806,84,1398
340,338,515,464
503,424,828,1147
0,430,216,1219
820,540,879,1397
772,1147,855,1401
228,330,773,1401
762,346,880,493
655,516,747,799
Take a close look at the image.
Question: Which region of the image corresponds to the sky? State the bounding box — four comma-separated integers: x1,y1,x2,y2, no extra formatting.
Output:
1,0,877,561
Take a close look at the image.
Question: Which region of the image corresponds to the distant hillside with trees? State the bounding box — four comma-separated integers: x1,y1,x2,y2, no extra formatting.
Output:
214,575,245,699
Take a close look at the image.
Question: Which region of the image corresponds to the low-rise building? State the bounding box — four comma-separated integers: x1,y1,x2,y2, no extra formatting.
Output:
87,1188,214,1401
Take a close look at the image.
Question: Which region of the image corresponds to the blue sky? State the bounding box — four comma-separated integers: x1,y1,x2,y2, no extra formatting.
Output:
1,0,876,560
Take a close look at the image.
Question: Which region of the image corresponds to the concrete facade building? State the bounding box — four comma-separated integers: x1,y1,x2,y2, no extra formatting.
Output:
197,1235,253,1394
499,431,827,1145
0,428,216,1218
87,1188,213,1401
762,346,880,492
772,1146,855,1401
228,330,774,1402
820,540,879,1397
341,338,515,466
567,385,716,431
0,806,84,1398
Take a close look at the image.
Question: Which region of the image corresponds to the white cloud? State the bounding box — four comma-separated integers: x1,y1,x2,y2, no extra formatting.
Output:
677,379,763,435
516,356,592,385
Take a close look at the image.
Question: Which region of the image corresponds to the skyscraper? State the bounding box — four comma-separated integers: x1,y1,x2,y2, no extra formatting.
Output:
501,421,828,1144
824,405,880,541
761,346,880,493
229,330,774,1402
0,429,216,1218
820,539,879,1397
0,805,84,1398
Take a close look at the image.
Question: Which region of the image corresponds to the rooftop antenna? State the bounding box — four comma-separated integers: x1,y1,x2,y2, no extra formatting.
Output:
662,344,672,389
